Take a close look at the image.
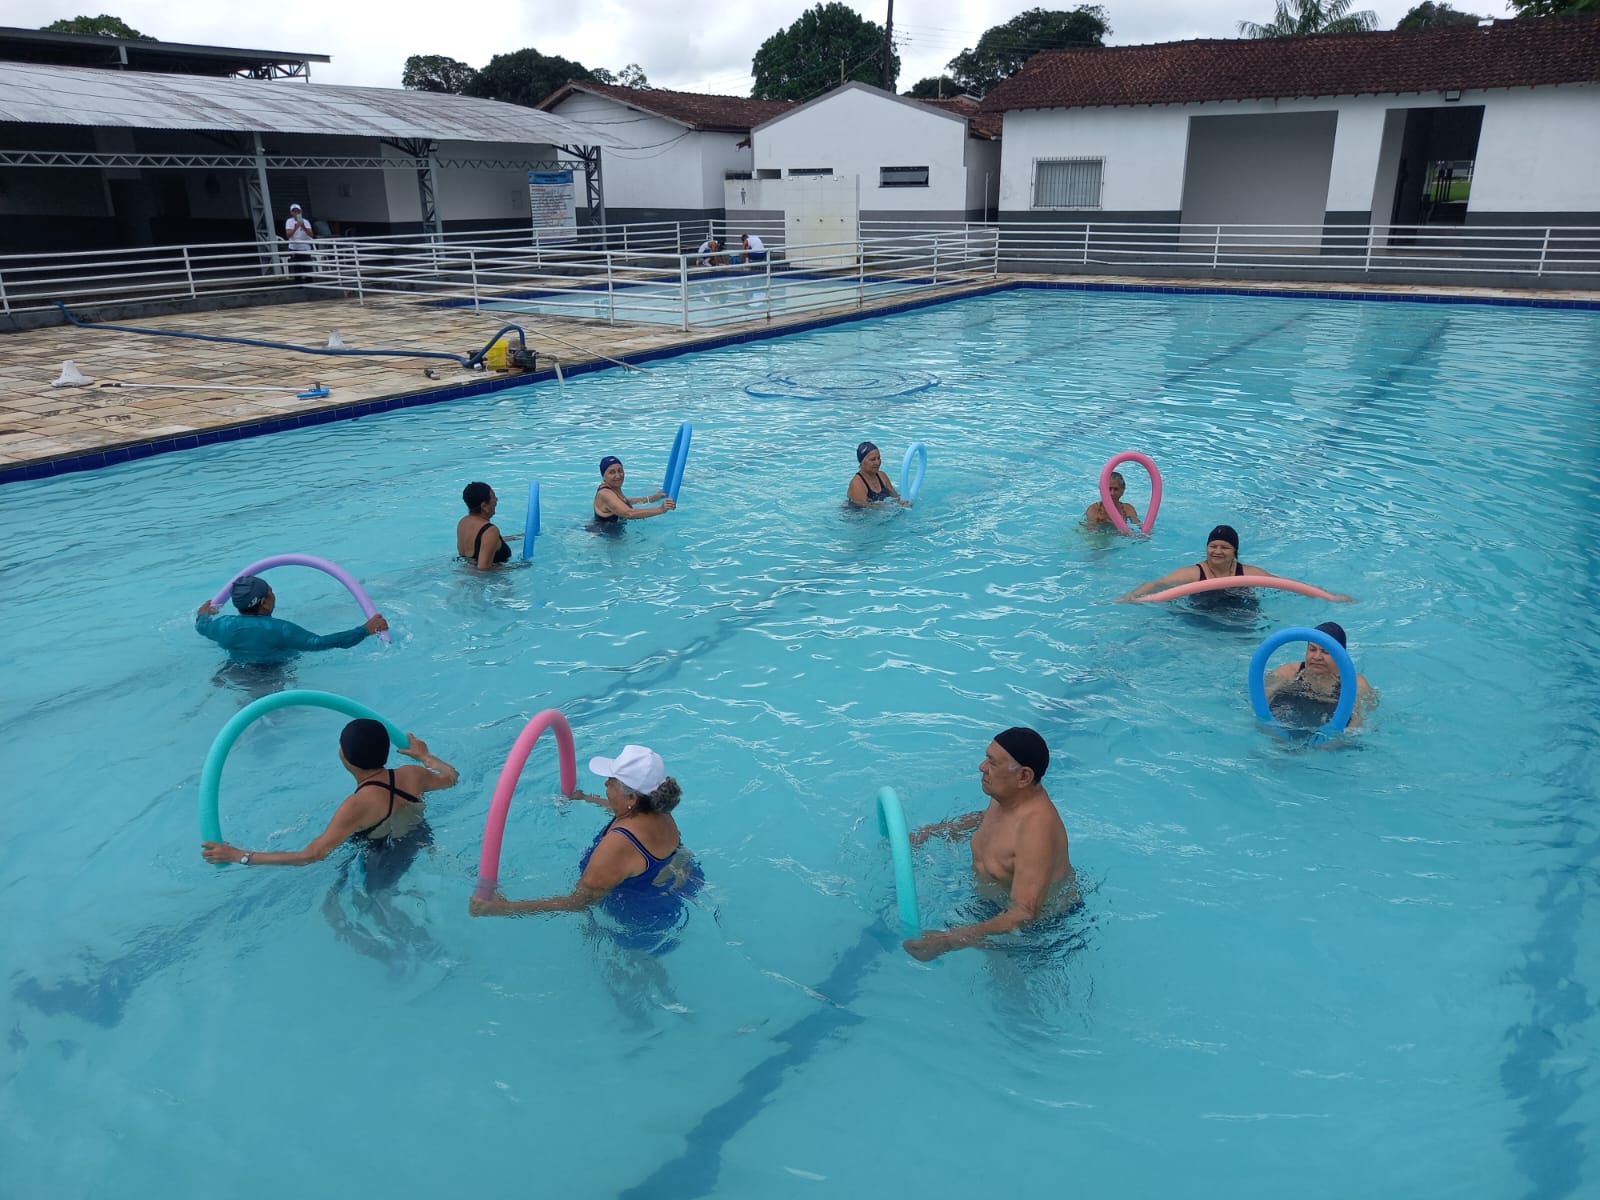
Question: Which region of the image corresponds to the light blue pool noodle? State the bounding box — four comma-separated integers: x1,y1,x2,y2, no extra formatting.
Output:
1248,627,1357,745
875,786,921,938
198,690,408,849
663,421,693,501
899,442,927,503
521,480,541,561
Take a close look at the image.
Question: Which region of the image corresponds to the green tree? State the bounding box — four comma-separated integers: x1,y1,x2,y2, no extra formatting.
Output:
906,75,963,99
751,2,898,101
1395,2,1482,27
465,48,595,108
1238,0,1380,37
1505,0,1598,13
401,54,478,94
591,63,650,88
42,14,151,38
946,7,1109,97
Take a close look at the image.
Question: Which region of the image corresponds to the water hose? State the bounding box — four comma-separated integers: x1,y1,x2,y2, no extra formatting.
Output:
52,302,526,370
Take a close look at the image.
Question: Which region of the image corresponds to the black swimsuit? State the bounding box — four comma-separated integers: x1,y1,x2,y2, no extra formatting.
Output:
1188,561,1257,612
592,486,623,528
854,470,892,504
352,770,423,840
467,522,511,565
1269,663,1341,730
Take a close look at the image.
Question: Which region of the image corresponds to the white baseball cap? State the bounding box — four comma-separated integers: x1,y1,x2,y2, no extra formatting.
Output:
289,203,302,211
589,745,666,795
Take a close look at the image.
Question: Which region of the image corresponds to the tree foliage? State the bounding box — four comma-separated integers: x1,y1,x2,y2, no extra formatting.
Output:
945,7,1109,97
906,75,963,99
591,63,650,88
751,2,898,101
1238,0,1380,37
464,48,595,108
1505,0,1598,13
1395,2,1483,27
401,55,478,94
42,14,151,39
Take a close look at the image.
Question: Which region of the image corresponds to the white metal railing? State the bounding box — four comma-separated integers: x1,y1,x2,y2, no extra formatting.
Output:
3,219,1594,325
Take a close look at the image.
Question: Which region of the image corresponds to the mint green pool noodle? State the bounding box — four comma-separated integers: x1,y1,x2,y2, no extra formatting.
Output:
875,786,921,937
199,689,407,848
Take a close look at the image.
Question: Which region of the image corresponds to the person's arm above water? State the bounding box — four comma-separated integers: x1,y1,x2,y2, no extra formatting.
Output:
195,602,224,641
271,613,389,651
1120,563,1203,601
1262,660,1298,702
908,810,983,847
201,790,376,867
469,826,641,916
903,810,1063,961
397,735,459,792
624,488,668,505
596,489,675,520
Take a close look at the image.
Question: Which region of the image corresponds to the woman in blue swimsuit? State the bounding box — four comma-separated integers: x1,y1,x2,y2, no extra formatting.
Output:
847,441,910,507
471,743,703,950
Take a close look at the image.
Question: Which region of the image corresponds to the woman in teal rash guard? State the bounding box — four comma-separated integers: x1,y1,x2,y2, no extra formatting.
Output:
195,575,387,665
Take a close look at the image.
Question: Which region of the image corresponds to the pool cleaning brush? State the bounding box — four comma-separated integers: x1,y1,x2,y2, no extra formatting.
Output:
97,381,330,398
51,360,95,387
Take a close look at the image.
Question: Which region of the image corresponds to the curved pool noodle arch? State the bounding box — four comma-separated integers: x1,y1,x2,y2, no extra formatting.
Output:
663,422,693,501
198,689,407,848
876,786,922,938
899,443,927,504
1133,575,1341,604
475,709,578,899
1248,626,1358,744
1099,451,1162,536
208,553,391,644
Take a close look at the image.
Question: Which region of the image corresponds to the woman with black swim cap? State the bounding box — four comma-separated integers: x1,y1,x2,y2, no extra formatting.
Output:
1121,525,1351,603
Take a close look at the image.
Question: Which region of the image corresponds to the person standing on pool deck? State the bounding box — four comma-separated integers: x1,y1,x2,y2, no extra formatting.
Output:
457,481,511,568
847,442,910,507
200,719,458,871
593,455,676,527
1119,525,1352,602
1263,620,1378,731
902,727,1074,961
1083,471,1140,529
195,576,387,664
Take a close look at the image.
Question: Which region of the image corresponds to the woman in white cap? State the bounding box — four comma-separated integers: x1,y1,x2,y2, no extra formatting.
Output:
471,744,702,949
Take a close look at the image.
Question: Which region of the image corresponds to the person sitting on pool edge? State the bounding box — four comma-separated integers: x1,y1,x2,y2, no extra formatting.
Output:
457,481,511,569
847,441,910,508
1263,621,1378,732
902,727,1075,962
1083,470,1139,530
1119,525,1353,602
470,743,703,953
200,719,458,876
593,455,676,529
196,576,388,664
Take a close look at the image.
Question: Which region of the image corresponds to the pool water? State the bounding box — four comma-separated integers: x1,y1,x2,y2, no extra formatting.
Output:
2,288,1598,1198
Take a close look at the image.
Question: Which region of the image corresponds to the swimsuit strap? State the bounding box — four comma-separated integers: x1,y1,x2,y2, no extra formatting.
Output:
607,824,677,873
471,522,491,557
354,769,422,830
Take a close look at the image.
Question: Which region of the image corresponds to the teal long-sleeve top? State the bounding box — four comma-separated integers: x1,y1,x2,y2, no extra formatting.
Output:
196,610,371,664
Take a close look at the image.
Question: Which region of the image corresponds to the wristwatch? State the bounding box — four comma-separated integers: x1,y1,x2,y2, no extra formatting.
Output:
239,852,253,866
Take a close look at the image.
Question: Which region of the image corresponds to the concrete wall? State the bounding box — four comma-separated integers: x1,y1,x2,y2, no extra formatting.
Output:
754,85,977,218
1181,111,1337,231
1468,83,1600,219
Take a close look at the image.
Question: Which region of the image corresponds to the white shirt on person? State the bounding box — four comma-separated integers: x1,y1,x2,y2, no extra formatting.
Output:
285,214,313,252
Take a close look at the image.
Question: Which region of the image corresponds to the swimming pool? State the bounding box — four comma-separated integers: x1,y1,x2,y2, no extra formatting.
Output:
2,286,1597,1198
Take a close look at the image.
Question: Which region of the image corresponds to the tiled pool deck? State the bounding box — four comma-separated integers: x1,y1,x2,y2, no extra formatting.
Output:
2,274,1596,483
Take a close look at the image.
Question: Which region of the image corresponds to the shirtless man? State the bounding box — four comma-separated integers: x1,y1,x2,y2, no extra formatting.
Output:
902,727,1073,961
1083,470,1139,529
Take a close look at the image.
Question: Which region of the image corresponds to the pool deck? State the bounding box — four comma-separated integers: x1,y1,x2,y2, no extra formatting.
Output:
2,274,1596,478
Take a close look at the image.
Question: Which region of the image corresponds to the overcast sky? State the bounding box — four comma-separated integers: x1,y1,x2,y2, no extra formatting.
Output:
11,1,1514,95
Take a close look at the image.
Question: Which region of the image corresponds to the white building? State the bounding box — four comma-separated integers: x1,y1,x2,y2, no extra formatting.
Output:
981,18,1600,235
732,82,1002,228
538,82,792,230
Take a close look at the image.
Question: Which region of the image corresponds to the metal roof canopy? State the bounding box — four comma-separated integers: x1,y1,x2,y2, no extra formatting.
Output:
0,26,328,79
0,61,626,147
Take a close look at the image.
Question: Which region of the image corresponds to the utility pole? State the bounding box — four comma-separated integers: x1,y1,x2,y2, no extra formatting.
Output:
882,0,895,91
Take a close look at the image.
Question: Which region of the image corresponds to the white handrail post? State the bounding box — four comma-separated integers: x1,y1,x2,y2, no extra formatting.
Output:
858,240,866,308
933,237,941,284
1081,224,1089,265
1212,225,1222,270
1537,228,1551,276
764,254,773,320
1364,224,1376,272
182,246,197,298
469,247,480,312
352,241,365,305
608,251,616,323
679,254,690,332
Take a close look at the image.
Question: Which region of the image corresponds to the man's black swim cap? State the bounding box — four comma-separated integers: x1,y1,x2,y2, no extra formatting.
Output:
339,719,390,770
993,726,1049,782
230,575,270,612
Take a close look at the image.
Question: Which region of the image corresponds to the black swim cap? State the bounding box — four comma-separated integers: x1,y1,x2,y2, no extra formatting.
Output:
339,719,390,770
856,441,878,463
1314,621,1348,649
230,575,269,612
993,726,1049,782
1207,525,1240,552
599,455,622,476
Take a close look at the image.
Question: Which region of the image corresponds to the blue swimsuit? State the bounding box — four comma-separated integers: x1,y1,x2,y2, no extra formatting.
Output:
579,819,704,951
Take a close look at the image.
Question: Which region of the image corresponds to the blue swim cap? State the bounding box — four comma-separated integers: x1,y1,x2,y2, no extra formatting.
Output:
856,441,878,463
599,455,622,476
230,575,269,612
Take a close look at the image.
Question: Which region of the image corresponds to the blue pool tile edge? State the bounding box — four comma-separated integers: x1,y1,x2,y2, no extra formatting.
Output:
5,279,1597,486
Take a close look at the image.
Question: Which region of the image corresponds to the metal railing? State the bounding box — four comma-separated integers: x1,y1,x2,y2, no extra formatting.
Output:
1,219,1594,325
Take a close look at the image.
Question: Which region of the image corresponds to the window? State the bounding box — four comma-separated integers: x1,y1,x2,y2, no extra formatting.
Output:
788,167,833,177
879,165,930,188
1032,157,1103,209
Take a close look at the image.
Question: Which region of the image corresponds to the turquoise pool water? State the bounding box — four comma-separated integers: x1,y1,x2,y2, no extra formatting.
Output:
3,288,1597,1198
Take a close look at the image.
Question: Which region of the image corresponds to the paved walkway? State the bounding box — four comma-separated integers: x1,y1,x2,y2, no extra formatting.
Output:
1,275,1594,472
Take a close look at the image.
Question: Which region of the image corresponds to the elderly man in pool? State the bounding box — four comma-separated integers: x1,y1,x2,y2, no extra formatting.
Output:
196,575,387,664
902,727,1075,961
